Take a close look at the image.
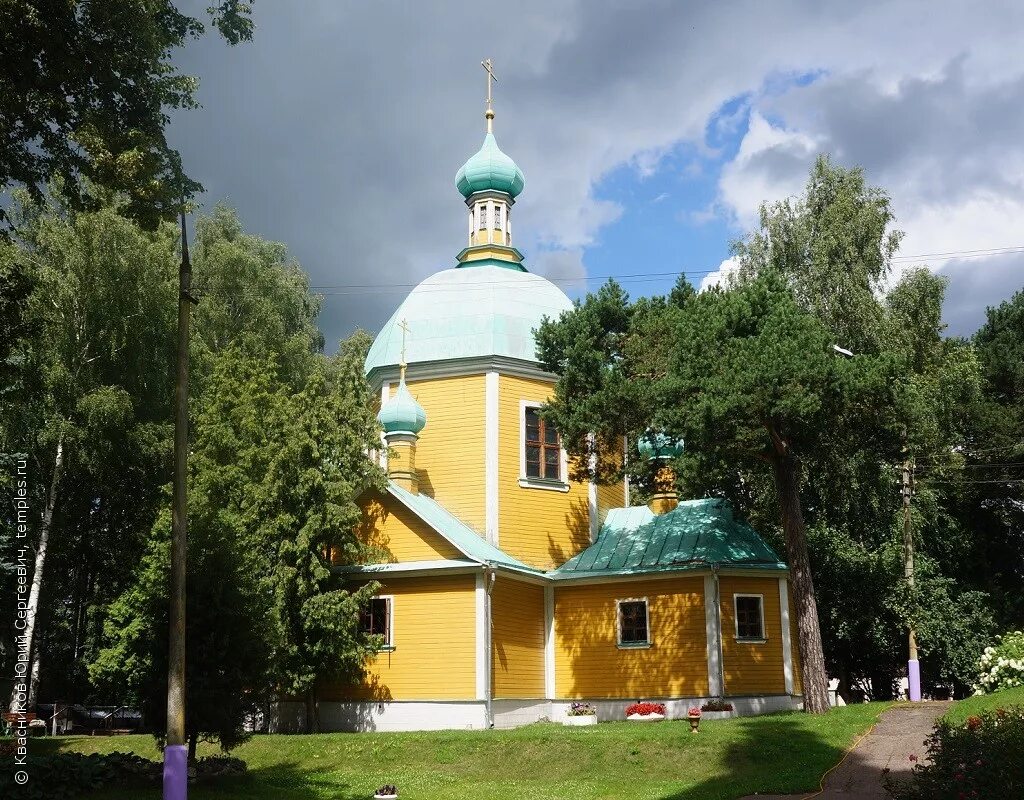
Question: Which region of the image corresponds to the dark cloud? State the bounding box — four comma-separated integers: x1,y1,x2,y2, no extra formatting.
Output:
166,0,1024,348
939,255,1024,337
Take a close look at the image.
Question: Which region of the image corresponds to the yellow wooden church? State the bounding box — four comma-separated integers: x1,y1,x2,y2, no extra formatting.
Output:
278,74,803,732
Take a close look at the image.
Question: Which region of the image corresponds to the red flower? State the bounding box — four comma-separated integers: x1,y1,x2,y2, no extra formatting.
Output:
966,716,982,731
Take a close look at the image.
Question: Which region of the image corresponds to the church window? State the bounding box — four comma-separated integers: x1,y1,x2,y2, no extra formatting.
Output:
616,598,650,647
478,204,488,229
494,205,503,229
734,594,765,641
359,596,394,649
524,406,561,480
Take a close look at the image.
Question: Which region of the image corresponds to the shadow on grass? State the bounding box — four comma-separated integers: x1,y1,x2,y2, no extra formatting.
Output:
657,712,864,800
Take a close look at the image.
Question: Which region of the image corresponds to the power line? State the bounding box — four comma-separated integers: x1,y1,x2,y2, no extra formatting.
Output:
308,243,1024,294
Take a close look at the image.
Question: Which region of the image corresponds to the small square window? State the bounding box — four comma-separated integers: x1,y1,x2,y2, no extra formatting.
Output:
617,599,650,647
735,595,764,641
359,597,392,648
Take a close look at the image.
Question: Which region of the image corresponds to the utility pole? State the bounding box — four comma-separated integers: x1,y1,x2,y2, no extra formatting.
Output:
902,449,921,702
164,211,192,800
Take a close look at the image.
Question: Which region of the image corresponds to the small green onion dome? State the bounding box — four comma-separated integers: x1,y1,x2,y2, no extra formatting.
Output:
377,378,427,435
637,431,684,461
455,133,525,198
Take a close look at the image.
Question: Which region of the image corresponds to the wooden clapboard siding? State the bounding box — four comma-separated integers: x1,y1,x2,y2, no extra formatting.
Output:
496,374,591,569
552,577,707,698
324,574,477,701
719,576,786,695
491,577,545,698
406,374,487,531
355,492,462,563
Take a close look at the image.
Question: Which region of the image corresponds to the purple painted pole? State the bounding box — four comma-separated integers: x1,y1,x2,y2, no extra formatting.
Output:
163,744,188,800
908,659,921,702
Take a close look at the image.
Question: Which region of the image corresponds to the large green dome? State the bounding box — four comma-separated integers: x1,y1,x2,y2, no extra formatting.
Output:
365,265,572,378
455,133,525,198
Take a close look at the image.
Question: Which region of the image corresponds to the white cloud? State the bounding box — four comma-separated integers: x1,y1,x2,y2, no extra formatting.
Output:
169,0,1024,344
700,257,740,292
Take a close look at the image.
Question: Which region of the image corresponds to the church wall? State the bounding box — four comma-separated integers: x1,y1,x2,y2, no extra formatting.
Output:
323,574,477,701
552,577,708,699
406,374,487,531
354,492,463,563
718,575,787,696
496,374,591,569
491,577,545,698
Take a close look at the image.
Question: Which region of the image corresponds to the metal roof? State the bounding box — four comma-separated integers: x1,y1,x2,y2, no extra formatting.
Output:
364,265,573,376
385,482,541,574
551,498,786,579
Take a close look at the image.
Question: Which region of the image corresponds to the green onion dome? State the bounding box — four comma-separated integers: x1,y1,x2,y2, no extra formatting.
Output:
455,133,525,198
637,431,684,461
377,378,427,435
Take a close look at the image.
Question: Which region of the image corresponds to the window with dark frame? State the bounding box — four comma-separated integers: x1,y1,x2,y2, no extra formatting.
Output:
524,406,561,480
735,595,764,640
617,599,649,646
359,597,391,647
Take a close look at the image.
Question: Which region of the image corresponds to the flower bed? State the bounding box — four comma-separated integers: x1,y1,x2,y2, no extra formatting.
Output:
625,702,666,721
565,702,597,726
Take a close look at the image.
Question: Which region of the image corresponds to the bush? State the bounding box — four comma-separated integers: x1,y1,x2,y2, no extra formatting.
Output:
891,706,1024,799
974,631,1024,693
625,702,666,717
0,750,158,800
701,699,734,712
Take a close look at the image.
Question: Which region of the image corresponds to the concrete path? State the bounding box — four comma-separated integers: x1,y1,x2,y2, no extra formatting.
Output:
740,701,951,800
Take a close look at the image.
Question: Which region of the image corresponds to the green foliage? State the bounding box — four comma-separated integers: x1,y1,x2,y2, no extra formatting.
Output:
0,748,157,800
0,1,253,230
892,705,1024,800
974,631,1024,693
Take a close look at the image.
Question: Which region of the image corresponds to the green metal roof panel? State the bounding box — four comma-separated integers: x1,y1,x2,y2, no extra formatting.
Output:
365,266,573,375
385,482,540,573
553,498,786,577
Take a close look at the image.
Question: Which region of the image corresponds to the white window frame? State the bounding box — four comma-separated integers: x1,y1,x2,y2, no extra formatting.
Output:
733,593,766,643
494,203,503,230
518,400,569,491
363,595,395,652
615,597,651,649
478,203,488,230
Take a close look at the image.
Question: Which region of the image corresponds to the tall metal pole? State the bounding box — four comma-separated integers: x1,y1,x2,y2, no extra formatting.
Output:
903,451,921,702
164,212,192,800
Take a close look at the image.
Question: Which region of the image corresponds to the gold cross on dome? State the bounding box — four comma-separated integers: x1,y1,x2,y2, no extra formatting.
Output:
481,58,497,132
397,318,411,380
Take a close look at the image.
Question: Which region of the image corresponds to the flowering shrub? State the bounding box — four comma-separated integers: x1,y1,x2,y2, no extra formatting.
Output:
567,702,596,717
974,631,1024,693
687,706,701,717
701,699,733,712
890,706,1024,799
625,702,666,717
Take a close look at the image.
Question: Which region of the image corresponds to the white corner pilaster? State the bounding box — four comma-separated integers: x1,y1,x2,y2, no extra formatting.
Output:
485,371,500,545
779,577,795,695
544,585,555,699
587,440,599,543
476,572,488,700
704,574,723,697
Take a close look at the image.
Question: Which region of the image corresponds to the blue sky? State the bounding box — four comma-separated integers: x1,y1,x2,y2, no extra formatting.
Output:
168,1,1024,347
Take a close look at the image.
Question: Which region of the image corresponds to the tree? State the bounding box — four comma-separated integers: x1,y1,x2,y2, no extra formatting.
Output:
0,1,253,230
1,195,179,712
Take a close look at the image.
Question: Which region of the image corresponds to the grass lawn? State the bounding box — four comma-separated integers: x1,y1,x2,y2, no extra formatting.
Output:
941,685,1024,726
38,703,888,800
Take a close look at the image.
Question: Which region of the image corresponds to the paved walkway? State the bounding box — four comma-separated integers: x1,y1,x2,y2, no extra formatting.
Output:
740,701,951,800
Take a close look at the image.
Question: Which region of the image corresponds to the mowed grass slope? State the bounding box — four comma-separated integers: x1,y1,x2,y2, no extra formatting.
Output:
42,703,887,800
942,685,1024,725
